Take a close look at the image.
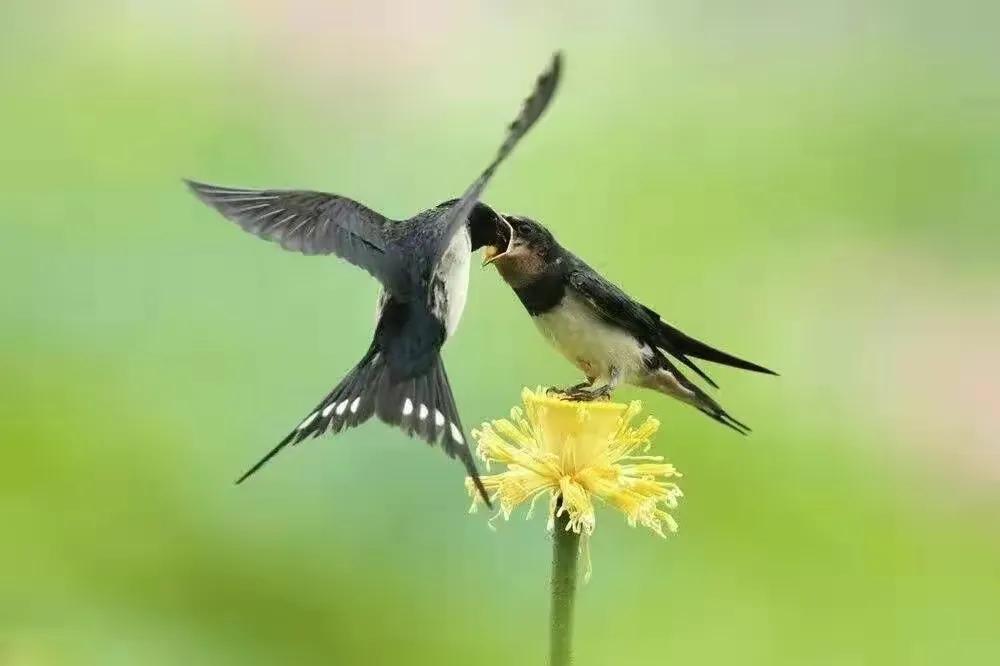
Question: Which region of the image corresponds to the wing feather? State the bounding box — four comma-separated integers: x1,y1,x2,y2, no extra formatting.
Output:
186,181,403,289
430,52,562,264
566,266,717,386
567,260,776,385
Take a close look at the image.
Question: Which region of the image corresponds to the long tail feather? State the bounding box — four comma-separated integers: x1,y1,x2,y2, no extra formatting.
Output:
657,320,778,377
374,355,488,505
695,405,751,435
646,357,752,436
235,349,489,505
235,346,384,484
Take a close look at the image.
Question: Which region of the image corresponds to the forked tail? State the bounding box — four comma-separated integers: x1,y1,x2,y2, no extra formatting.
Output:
646,358,753,436
235,347,488,503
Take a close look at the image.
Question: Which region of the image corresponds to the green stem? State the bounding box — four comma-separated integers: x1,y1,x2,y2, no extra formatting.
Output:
549,503,581,666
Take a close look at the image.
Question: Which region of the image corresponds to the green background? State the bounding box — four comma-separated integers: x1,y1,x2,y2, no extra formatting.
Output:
3,1,999,664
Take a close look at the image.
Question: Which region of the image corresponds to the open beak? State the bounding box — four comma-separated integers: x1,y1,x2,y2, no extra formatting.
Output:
482,216,515,267
482,246,500,266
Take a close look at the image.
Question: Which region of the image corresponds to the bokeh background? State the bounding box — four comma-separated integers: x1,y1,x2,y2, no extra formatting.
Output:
3,1,999,664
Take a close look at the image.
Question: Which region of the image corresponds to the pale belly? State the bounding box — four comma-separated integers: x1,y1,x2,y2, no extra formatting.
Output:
431,228,471,337
532,293,647,383
375,229,471,338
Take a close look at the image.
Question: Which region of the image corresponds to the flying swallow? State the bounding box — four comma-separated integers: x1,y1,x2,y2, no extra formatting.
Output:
186,54,561,501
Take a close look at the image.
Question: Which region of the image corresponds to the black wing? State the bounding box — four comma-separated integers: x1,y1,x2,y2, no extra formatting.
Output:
651,317,777,378
186,181,404,290
567,258,776,388
429,52,562,264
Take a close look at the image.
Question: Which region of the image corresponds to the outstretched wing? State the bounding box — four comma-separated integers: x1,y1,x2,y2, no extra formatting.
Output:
430,52,562,263
186,181,404,289
567,258,776,388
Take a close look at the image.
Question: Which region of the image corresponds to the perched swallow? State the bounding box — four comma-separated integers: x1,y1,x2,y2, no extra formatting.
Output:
186,53,561,501
482,215,776,434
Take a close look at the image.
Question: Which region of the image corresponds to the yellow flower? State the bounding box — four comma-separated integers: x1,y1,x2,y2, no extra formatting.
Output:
466,387,683,537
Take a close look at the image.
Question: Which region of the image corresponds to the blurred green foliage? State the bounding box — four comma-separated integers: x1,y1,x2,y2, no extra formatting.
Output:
3,2,999,664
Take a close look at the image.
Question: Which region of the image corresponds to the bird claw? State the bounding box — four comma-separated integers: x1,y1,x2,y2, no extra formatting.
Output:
562,386,613,402
547,382,594,399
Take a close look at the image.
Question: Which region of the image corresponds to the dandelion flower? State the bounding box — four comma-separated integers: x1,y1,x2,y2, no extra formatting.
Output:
466,387,683,537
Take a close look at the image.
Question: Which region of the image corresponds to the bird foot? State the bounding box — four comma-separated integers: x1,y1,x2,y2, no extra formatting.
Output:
560,385,614,402
547,382,593,398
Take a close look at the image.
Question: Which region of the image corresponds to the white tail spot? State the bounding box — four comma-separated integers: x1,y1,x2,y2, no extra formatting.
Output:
402,398,414,416
418,404,429,420
321,403,336,417
298,412,318,430
450,423,464,445
350,397,361,414
434,409,445,427
335,400,349,416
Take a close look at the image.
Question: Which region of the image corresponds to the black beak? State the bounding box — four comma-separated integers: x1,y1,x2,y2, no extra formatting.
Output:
482,216,514,266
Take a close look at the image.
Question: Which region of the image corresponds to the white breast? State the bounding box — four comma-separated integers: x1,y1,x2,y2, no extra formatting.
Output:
374,287,388,326
533,293,648,383
431,228,472,337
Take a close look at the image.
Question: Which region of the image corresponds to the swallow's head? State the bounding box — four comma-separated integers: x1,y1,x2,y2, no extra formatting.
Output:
466,203,506,251
482,215,556,286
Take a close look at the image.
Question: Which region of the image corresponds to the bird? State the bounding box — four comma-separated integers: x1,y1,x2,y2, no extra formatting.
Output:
481,214,776,434
185,53,562,502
